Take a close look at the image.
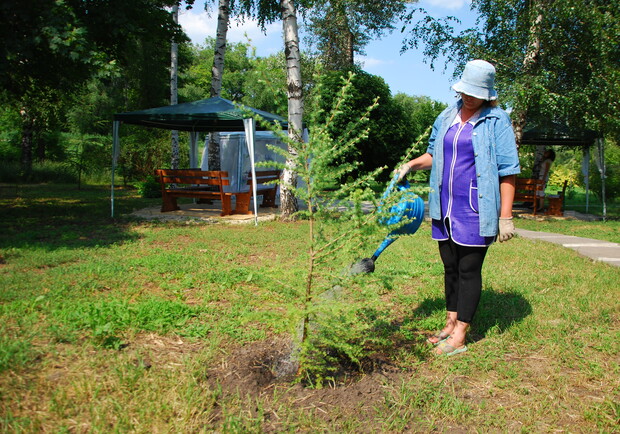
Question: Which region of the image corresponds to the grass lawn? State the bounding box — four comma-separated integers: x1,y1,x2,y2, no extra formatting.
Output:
1,184,618,431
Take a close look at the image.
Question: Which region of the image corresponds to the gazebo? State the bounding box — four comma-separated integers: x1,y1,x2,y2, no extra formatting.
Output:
112,97,288,222
521,122,606,218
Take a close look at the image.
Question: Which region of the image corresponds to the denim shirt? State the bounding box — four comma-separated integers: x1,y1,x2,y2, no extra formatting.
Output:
426,101,521,237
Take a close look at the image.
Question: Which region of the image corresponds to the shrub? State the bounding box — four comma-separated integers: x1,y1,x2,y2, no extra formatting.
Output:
136,175,161,198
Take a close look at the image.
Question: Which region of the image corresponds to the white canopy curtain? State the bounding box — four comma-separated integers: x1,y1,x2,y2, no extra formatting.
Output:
243,118,259,225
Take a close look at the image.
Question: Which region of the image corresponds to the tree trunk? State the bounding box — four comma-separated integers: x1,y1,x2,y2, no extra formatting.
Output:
19,106,34,178
36,136,46,162
170,3,180,169
208,0,230,171
280,0,303,220
345,30,354,67
512,0,544,148
521,0,547,178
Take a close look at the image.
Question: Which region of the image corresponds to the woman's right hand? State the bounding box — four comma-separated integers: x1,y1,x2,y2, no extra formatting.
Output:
396,163,411,183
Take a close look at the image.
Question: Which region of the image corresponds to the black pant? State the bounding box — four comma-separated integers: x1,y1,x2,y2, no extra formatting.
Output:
438,239,489,324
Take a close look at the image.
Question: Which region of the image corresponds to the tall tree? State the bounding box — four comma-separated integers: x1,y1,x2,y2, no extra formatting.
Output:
402,0,620,152
206,0,231,171
228,0,304,217
280,0,304,219
214,0,306,217
171,3,181,169
0,0,187,175
305,0,408,70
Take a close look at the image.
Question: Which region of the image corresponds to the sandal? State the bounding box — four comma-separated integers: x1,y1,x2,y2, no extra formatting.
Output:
434,340,468,356
427,330,450,346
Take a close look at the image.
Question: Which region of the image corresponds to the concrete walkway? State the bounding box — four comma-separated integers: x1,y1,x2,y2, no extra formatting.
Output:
516,228,620,267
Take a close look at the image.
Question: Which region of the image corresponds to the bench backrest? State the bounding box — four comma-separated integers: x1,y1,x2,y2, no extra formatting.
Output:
558,179,568,197
247,169,281,187
515,178,545,198
155,169,231,188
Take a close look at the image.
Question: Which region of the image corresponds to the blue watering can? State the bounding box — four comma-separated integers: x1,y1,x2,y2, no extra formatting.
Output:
350,174,425,274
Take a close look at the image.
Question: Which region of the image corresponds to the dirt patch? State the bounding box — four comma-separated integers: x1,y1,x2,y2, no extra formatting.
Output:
206,336,410,424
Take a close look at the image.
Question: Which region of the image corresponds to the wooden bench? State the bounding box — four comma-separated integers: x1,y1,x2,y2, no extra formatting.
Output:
545,180,568,216
154,169,252,216
247,169,281,208
514,178,545,215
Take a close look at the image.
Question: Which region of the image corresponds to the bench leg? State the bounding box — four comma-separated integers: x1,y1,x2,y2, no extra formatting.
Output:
220,196,233,216
161,194,180,212
261,188,277,208
545,197,563,216
233,192,253,215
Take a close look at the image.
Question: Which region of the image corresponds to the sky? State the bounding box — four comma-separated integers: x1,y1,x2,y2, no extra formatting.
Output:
177,0,479,105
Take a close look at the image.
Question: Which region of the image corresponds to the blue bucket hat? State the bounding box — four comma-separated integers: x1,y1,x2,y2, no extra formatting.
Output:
452,59,498,101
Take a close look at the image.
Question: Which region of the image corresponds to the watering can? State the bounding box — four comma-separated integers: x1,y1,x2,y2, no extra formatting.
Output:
350,174,425,274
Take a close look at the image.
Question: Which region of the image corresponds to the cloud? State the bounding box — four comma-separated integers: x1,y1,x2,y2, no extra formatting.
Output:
420,0,471,10
178,9,215,44
357,56,393,70
178,9,282,55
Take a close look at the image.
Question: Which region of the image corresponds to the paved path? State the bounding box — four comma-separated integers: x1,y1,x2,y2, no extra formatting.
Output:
516,228,620,267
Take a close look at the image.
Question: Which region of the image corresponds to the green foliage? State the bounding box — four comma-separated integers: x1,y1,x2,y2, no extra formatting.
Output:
304,0,408,69
402,0,620,139
116,127,184,182
180,39,320,118
0,0,184,101
393,93,446,146
586,140,620,201
137,175,162,198
0,161,79,184
310,68,415,181
66,78,126,136
62,133,110,188
392,93,446,184
0,106,21,162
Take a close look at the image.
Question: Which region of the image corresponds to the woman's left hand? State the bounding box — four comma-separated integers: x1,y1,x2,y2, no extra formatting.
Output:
498,217,515,242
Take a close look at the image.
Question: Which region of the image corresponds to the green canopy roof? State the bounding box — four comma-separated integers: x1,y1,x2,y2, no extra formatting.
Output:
522,122,599,147
114,97,287,132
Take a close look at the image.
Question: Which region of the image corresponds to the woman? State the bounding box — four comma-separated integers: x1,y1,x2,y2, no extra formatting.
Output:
398,59,521,356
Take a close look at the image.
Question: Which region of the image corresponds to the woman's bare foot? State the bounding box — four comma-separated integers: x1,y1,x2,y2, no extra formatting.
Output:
433,320,469,354
427,311,457,344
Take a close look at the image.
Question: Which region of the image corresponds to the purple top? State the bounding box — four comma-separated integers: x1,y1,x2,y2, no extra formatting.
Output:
432,112,495,247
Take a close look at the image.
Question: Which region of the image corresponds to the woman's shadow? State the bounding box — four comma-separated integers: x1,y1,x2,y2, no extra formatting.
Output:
409,287,532,342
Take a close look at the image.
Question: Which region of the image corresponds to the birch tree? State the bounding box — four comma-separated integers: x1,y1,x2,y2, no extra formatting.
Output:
279,0,304,219
206,0,231,171
216,0,303,218
170,3,181,169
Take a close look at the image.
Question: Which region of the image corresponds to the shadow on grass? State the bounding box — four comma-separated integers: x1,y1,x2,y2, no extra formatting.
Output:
409,287,532,341
0,184,159,251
